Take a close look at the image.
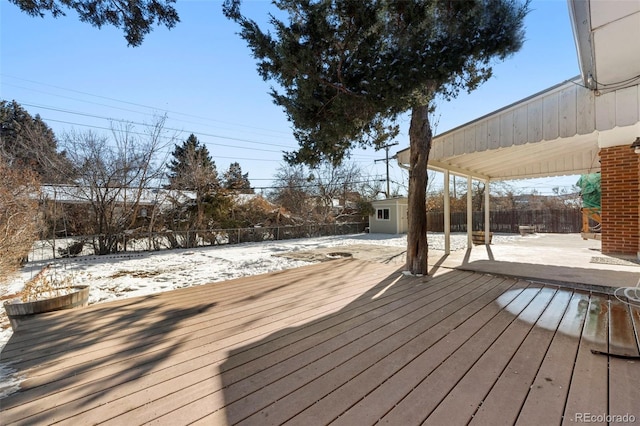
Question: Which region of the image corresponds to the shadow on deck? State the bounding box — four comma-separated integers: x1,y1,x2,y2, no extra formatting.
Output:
0,259,638,425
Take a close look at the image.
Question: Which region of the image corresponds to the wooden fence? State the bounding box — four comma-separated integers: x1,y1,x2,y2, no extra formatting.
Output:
426,209,582,233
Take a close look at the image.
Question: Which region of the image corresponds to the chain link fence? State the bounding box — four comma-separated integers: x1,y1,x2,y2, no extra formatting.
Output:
29,222,368,261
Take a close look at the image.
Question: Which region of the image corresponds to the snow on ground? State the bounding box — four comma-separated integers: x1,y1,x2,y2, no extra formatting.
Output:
0,232,518,358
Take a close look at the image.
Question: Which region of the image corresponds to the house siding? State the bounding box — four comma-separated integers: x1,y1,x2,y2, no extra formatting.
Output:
369,198,408,234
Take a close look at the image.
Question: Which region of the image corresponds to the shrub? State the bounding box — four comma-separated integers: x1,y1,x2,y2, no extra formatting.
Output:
0,160,41,284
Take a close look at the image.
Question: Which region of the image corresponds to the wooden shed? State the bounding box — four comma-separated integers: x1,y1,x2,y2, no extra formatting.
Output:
369,197,408,234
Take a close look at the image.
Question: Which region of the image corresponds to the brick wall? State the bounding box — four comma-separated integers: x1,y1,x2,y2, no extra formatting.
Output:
599,145,640,256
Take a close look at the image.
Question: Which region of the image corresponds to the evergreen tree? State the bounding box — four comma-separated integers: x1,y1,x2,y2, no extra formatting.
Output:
166,134,219,191
166,134,220,233
223,162,253,194
0,99,71,183
224,0,529,274
8,0,179,46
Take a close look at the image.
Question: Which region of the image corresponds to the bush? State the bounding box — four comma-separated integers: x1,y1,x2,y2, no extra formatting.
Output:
0,161,41,283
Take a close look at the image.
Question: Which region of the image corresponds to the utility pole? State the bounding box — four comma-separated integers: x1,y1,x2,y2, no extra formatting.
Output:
375,142,399,198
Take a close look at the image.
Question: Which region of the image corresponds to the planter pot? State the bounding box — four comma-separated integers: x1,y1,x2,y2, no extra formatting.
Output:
518,225,536,236
3,285,90,332
472,231,493,245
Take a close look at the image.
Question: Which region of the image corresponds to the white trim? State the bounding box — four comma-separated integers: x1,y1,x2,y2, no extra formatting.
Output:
376,208,391,221
598,123,640,149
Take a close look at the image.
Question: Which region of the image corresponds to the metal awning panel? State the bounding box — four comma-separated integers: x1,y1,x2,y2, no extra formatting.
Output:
396,80,639,181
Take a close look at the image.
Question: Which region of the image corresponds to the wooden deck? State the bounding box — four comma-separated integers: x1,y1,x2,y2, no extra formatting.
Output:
1,259,638,425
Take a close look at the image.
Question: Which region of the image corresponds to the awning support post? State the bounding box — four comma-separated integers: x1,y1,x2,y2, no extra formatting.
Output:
485,180,490,244
444,170,451,255
467,175,473,248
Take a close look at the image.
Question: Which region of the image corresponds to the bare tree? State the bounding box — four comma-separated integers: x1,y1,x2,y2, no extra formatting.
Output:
309,162,364,221
58,116,172,254
0,159,41,283
269,163,314,221
271,161,374,223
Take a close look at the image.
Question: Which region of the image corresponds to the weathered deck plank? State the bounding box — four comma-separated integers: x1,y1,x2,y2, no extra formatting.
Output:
2,260,401,424
423,287,557,425
243,275,506,425
562,294,609,426
162,270,493,425
608,297,640,422
76,267,455,425
1,258,637,426
515,291,589,425
289,277,516,426
469,288,573,425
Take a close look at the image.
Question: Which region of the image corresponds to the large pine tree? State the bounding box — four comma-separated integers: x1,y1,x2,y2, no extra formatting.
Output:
0,100,71,183
224,0,529,274
166,134,219,191
166,134,221,232
8,0,179,46
223,162,253,194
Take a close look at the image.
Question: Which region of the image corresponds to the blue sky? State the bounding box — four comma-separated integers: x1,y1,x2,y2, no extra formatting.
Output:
1,0,581,195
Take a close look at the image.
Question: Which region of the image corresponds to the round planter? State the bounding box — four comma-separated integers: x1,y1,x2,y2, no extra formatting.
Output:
472,231,493,245
3,285,90,332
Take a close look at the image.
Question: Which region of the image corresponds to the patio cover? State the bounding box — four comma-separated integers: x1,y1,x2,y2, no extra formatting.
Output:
395,78,639,182
395,0,640,252
396,0,640,182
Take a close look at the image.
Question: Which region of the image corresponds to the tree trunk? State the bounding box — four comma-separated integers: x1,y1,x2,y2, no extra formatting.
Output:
406,104,432,275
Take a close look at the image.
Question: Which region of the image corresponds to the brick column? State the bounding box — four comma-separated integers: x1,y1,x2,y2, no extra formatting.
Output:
599,145,640,256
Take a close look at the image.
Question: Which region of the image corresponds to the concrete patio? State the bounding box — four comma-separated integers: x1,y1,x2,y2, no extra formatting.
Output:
431,233,640,290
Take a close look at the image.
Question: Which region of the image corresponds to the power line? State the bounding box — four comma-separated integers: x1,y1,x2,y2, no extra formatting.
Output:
2,74,295,136
21,101,380,161
374,142,399,197
38,118,385,169
5,81,309,143
41,118,286,155
6,74,390,162
4,73,382,159
250,178,386,191
24,102,295,150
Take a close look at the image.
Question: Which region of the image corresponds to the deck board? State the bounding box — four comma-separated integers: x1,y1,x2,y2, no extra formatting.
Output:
562,294,609,426
423,287,557,425
608,297,640,422
243,275,504,425
516,291,589,425
0,258,637,426
469,289,573,425
343,281,529,426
